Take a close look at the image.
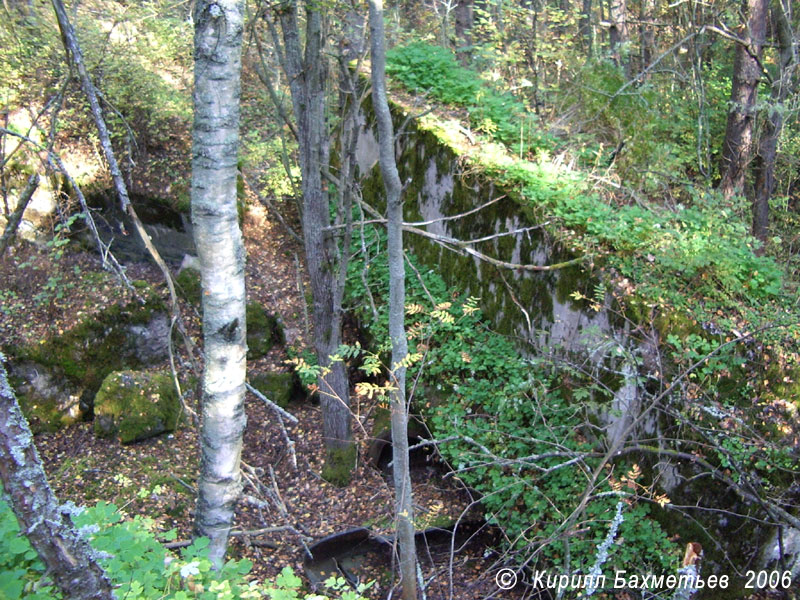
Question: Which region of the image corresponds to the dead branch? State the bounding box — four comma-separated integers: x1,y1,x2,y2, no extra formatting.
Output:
246,381,300,424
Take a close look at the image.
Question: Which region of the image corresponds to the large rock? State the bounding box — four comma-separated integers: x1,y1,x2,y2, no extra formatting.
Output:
249,371,305,408
7,361,83,432
93,370,183,443
5,294,169,432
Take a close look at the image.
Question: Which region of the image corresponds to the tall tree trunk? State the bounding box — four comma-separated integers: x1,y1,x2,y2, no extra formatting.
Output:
277,0,354,482
717,0,768,199
0,353,115,600
639,0,655,74
51,0,198,372
454,0,473,59
751,0,796,243
580,0,593,57
608,0,629,75
368,2,418,598
191,0,247,567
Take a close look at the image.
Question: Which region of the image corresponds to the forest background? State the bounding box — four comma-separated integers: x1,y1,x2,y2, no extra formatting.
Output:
0,0,799,598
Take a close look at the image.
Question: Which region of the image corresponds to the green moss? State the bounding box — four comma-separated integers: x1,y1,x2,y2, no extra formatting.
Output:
94,370,183,443
175,268,201,306
249,371,302,408
13,390,71,433
174,186,191,214
246,302,284,359
322,443,357,487
8,295,167,425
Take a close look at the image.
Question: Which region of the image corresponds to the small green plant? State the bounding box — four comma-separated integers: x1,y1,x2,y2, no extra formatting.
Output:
386,42,481,105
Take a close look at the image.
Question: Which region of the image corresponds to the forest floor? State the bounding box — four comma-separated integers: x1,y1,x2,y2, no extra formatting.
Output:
0,197,508,599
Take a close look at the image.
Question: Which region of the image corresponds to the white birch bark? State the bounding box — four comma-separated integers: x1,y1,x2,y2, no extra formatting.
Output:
191,0,247,567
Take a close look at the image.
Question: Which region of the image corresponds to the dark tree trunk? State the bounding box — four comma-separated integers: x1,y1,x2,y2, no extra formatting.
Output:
191,0,247,567
639,0,655,74
0,353,115,600
368,0,418,597
752,0,796,243
277,0,354,480
580,0,593,57
608,0,629,75
454,0,473,60
718,0,768,199
558,0,571,37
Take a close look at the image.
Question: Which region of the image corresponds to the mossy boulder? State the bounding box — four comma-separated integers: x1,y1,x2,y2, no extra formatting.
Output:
249,371,304,408
175,267,202,306
246,302,284,359
5,294,168,432
7,362,83,432
94,370,183,443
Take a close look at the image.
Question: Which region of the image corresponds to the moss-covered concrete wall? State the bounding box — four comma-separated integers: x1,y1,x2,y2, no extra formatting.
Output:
357,108,611,356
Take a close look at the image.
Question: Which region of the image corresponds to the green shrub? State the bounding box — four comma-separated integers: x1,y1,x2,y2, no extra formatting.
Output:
386,42,550,155
386,42,480,105
343,224,681,587
0,496,370,599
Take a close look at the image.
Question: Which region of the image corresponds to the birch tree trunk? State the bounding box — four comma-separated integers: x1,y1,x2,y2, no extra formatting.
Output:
0,352,115,600
718,0,768,199
368,1,417,597
275,0,354,482
191,0,248,567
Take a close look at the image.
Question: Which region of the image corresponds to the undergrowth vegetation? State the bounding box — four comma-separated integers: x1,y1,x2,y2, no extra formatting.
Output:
342,226,683,591
0,494,369,600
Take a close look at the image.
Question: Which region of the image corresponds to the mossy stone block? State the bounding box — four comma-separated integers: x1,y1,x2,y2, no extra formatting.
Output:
250,371,303,408
6,295,167,427
94,370,183,444
246,302,284,359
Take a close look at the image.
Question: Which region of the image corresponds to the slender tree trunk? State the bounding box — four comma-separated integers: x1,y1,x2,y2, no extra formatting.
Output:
51,0,198,371
752,0,796,243
0,352,115,600
277,1,354,481
0,173,38,257
717,0,768,199
191,0,247,567
368,1,417,597
639,0,655,74
608,0,629,75
580,0,593,57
